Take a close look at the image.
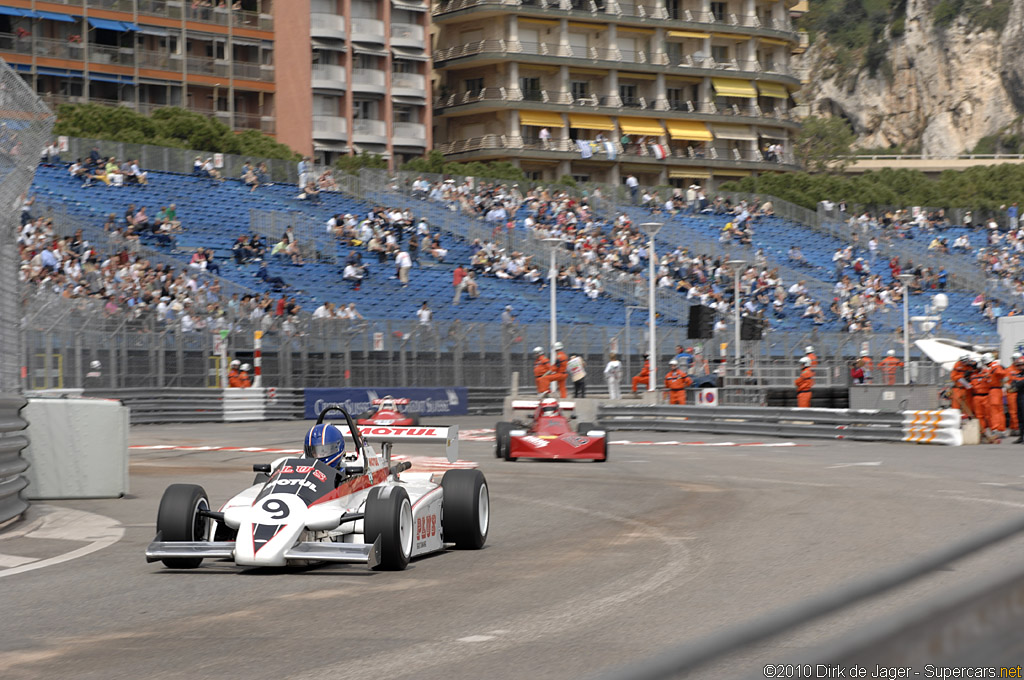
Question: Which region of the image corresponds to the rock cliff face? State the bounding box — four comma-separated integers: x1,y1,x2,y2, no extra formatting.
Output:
798,0,1021,155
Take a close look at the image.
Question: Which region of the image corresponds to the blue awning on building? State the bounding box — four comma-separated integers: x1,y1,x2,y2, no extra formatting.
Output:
87,17,129,31
0,7,34,17
36,67,84,78
88,73,135,84
120,21,140,31
11,63,32,72
35,11,78,22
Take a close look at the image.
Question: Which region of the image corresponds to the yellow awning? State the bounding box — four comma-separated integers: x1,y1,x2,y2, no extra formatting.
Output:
668,30,710,39
757,82,790,99
518,110,564,127
712,32,750,41
669,169,711,179
714,169,752,177
712,77,757,98
712,124,758,141
569,67,608,75
618,71,658,81
665,120,713,141
618,117,665,136
519,17,559,25
760,37,790,47
618,26,654,34
567,21,602,29
568,113,615,130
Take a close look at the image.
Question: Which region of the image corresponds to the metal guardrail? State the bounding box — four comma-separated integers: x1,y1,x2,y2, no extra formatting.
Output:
0,393,30,525
597,404,944,442
81,388,304,425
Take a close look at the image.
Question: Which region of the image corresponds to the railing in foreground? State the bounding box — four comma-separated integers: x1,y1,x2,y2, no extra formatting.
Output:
0,393,30,525
591,511,1024,678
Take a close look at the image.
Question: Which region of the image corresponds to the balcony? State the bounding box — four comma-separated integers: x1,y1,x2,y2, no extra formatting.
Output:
351,68,386,91
352,118,387,143
0,34,86,60
350,18,385,44
312,64,347,90
392,122,426,147
215,110,275,134
433,39,796,81
392,72,426,97
185,55,230,77
311,12,346,40
232,61,273,81
137,48,183,71
314,115,348,140
390,22,425,48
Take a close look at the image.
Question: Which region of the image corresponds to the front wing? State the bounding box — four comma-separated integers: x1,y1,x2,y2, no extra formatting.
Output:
508,432,606,460
145,535,382,568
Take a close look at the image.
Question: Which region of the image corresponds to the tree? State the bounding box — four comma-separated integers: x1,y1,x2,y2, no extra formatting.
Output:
794,116,856,173
334,153,388,174
52,103,299,160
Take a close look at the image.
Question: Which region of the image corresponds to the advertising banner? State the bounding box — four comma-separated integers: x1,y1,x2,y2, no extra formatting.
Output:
305,387,469,419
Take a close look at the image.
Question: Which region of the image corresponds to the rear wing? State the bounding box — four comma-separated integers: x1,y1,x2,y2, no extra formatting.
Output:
371,398,410,405
511,400,576,410
337,424,459,463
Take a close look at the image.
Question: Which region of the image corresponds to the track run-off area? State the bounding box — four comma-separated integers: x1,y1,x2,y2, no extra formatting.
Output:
3,416,1024,679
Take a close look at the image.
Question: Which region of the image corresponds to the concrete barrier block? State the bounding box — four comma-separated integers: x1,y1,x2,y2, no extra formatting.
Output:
22,398,129,499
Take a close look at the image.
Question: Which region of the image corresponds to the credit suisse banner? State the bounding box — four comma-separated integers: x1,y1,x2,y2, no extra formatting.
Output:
305,388,469,419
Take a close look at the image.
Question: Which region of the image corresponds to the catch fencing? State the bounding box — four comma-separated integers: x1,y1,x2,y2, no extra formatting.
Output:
0,57,55,523
596,404,963,445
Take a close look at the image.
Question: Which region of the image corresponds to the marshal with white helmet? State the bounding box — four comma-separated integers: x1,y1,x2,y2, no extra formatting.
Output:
145,406,488,571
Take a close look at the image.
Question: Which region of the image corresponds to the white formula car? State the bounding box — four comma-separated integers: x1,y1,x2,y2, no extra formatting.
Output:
145,407,489,571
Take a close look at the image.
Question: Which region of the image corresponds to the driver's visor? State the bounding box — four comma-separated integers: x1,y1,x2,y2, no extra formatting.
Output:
308,443,338,459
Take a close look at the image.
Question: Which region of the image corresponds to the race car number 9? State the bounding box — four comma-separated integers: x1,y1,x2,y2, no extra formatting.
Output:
252,494,306,524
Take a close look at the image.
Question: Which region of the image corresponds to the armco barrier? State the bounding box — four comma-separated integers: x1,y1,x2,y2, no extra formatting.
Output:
596,405,963,445
0,393,30,524
82,388,304,424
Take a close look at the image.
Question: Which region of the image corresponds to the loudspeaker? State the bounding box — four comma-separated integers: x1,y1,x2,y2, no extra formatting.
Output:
740,316,764,341
688,305,714,339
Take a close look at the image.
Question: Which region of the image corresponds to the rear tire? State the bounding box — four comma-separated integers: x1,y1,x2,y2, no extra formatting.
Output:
364,486,413,570
155,484,210,569
494,421,513,459
598,437,609,463
441,469,489,549
409,414,421,426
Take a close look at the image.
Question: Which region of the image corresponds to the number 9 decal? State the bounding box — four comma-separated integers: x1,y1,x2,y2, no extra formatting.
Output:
262,499,290,520
252,494,304,524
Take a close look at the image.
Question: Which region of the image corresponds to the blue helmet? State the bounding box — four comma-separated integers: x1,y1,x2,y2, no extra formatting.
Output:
304,424,345,467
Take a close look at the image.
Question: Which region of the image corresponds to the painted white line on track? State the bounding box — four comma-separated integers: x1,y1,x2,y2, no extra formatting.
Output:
940,495,1024,509
0,554,37,568
827,462,883,469
0,507,124,580
457,635,496,643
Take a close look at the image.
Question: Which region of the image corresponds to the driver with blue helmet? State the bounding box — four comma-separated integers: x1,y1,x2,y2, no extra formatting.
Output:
304,423,358,470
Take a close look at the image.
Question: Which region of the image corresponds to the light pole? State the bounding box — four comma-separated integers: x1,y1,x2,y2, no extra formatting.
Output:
726,259,746,383
640,223,663,392
897,273,915,384
624,304,645,386
542,237,562,358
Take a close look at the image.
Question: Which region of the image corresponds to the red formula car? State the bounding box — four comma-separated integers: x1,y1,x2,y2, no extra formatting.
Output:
494,398,608,462
356,396,421,426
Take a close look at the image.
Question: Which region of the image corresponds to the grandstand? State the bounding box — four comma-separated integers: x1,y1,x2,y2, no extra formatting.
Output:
25,157,999,339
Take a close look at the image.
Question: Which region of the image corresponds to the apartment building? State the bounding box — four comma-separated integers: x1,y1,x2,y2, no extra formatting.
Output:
0,0,430,164
431,0,804,189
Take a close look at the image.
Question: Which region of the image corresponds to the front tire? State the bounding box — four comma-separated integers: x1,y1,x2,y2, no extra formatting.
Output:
155,483,210,569
441,469,489,549
577,421,595,435
364,486,413,570
409,414,421,426
495,421,513,459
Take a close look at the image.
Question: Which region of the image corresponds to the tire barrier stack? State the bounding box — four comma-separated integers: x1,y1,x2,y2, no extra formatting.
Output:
0,393,30,524
597,405,964,446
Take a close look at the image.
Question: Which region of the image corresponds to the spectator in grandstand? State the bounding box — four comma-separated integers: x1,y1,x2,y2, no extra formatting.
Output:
243,164,260,192
298,179,321,204
318,170,338,192
255,262,288,291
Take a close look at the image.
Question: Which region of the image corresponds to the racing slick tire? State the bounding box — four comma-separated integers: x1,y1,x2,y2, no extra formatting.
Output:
409,413,421,426
599,438,609,463
155,484,211,569
576,421,595,435
440,469,489,549
365,485,413,571
494,422,513,460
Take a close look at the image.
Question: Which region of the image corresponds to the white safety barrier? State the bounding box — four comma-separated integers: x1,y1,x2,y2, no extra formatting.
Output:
22,398,130,498
902,409,964,446
222,388,266,422
598,405,964,446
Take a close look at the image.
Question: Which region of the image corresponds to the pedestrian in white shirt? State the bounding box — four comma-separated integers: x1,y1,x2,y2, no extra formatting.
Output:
396,249,412,286
604,353,623,399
